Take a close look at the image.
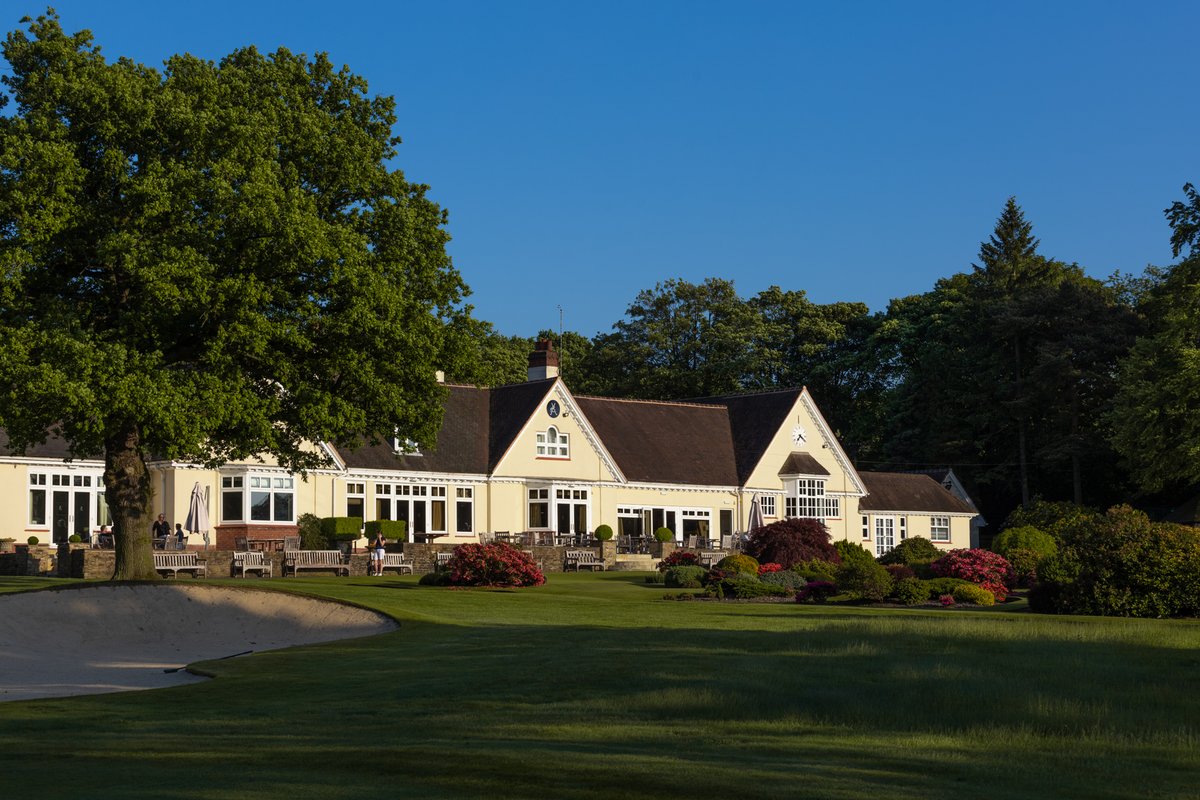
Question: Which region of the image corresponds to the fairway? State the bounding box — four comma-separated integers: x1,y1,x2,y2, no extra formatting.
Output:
1,573,1197,799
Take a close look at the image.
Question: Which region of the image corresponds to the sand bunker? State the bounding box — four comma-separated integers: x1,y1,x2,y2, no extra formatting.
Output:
0,584,397,702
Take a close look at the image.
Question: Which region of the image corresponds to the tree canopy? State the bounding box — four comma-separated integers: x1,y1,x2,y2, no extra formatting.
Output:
0,12,466,578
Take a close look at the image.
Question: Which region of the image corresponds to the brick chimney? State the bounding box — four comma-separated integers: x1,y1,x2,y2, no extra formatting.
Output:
527,339,560,381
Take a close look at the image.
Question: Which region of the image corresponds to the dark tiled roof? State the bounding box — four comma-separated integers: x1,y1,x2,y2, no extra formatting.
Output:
859,472,976,514
695,389,804,484
488,379,556,469
574,396,739,486
0,429,99,461
778,452,829,476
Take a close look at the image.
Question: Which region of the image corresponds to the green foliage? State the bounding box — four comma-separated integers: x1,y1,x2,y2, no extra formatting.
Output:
894,577,928,606
67,534,82,543
1004,547,1043,587
321,517,362,543
26,536,38,545
835,540,875,567
836,558,894,601
744,518,839,567
417,571,451,586
664,566,707,589
919,577,972,598
297,513,326,551
758,570,807,590
992,526,1057,559
951,583,996,606
364,519,407,541
705,576,792,600
877,536,943,566
791,559,838,584
1002,501,1095,541
593,524,614,542
653,527,674,543
0,12,465,579
1030,505,1200,618
715,553,760,577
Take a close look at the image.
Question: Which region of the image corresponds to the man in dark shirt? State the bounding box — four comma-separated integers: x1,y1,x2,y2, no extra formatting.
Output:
152,513,170,547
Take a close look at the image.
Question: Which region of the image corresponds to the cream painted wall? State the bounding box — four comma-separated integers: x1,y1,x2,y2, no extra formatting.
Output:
491,385,620,485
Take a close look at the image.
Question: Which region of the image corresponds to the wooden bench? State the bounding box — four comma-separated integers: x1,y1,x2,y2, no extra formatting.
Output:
153,552,207,578
564,549,606,571
434,551,453,571
698,551,725,568
233,551,274,578
379,553,414,575
283,550,349,577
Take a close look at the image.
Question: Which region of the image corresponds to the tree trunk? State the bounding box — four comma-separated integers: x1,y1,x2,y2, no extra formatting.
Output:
104,423,158,581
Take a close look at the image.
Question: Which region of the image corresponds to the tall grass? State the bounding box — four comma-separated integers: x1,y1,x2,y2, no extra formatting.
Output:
2,572,1197,799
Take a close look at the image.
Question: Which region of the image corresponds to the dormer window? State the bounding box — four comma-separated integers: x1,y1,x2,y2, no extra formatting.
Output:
536,426,569,458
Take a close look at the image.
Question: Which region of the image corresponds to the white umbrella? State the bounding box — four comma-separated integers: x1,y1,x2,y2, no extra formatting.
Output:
747,494,765,532
185,482,211,550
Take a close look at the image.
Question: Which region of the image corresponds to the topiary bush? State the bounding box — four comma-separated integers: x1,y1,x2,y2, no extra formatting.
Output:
743,518,839,568
664,565,708,588
759,570,807,590
297,513,327,550
26,536,39,545
837,558,894,601
951,583,995,606
68,534,82,543
593,524,614,542
446,542,545,587
654,527,674,543
716,553,760,577
877,536,944,566
320,516,362,546
894,577,927,605
992,525,1057,560
931,548,1014,601
364,519,407,541
658,550,700,571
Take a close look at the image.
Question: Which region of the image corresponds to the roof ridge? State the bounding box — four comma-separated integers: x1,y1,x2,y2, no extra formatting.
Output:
574,394,729,410
690,386,806,402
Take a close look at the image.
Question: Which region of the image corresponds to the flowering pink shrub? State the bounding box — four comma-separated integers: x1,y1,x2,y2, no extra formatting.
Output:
447,542,545,587
931,548,1013,601
658,550,700,571
758,562,783,575
940,594,955,607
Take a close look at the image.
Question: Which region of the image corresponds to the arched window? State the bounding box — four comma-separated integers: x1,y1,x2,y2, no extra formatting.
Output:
536,426,569,458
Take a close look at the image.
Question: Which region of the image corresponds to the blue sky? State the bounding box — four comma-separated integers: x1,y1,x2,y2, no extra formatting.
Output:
10,1,1200,336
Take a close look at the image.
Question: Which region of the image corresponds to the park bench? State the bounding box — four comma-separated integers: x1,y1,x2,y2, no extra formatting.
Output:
698,551,725,568
153,552,207,578
233,551,273,578
434,551,453,571
283,550,349,577
564,549,606,572
379,553,414,575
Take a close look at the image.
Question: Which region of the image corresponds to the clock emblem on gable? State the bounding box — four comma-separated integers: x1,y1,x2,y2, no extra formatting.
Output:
791,424,807,445
547,400,561,418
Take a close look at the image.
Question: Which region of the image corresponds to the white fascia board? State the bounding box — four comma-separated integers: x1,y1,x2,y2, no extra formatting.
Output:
800,388,867,496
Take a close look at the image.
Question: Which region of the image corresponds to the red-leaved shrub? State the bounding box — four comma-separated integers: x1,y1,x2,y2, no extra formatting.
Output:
658,550,700,572
931,548,1013,601
447,542,545,587
744,518,840,568
758,562,783,575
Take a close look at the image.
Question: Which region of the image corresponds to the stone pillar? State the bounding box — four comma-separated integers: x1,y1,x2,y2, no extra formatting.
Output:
651,541,676,560
599,539,617,564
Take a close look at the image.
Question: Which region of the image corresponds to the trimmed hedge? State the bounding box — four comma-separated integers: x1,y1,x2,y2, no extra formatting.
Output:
664,565,708,588
759,570,807,590
320,516,362,543
707,576,792,599
364,519,407,541
716,553,760,577
951,583,995,606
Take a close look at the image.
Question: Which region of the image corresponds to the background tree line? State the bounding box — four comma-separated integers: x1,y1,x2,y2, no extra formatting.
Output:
447,188,1200,531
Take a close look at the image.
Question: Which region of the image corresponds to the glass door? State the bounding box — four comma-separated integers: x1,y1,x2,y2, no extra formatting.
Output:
875,517,895,557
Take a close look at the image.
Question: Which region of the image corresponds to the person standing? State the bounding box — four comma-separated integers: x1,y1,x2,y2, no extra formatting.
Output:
370,530,387,576
174,523,186,549
152,513,170,547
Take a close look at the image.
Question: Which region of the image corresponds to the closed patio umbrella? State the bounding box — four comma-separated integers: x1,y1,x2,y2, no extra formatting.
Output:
747,494,765,532
185,482,210,550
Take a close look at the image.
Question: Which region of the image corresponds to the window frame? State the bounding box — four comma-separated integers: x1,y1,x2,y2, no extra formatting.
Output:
930,515,950,542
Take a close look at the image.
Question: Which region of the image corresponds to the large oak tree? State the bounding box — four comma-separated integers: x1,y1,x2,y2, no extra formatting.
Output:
0,13,466,579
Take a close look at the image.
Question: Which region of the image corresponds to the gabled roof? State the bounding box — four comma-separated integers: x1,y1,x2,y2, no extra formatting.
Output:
487,379,556,470
693,388,803,484
0,430,99,461
574,396,738,486
859,472,976,514
778,452,829,477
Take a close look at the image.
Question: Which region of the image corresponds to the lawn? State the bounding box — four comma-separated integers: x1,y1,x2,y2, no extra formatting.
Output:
1,572,1198,799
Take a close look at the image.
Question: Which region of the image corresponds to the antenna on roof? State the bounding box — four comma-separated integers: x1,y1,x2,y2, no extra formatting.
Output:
557,305,564,375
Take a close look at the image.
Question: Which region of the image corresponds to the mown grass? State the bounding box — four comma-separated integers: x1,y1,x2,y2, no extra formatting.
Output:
1,572,1198,799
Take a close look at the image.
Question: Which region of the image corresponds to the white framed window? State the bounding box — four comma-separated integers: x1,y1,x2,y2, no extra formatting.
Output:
931,516,950,542
536,426,569,458
346,482,365,521
221,473,295,523
28,469,105,540
28,472,47,526
861,515,870,540
373,481,449,535
456,487,473,533
899,517,907,540
875,517,895,557
760,496,776,517
528,488,550,528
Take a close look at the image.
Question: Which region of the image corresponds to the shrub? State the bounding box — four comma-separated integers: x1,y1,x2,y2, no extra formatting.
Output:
664,566,708,588
68,534,82,543
795,581,837,603
836,540,875,567
837,558,894,601
931,549,1014,601
951,583,995,606
364,519,407,541
707,577,792,599
759,570,807,590
894,577,927,605
297,513,327,550
320,516,362,544
418,570,451,586
743,518,839,567
884,564,916,582
716,553,760,577
992,525,1057,560
792,559,839,584
1004,547,1043,587
658,550,700,571
654,527,674,543
758,562,783,575
643,572,664,585
920,577,972,598
593,524,614,541
26,536,38,545
446,542,545,587
1030,505,1200,618
939,594,955,607
1003,500,1096,542
877,536,944,566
